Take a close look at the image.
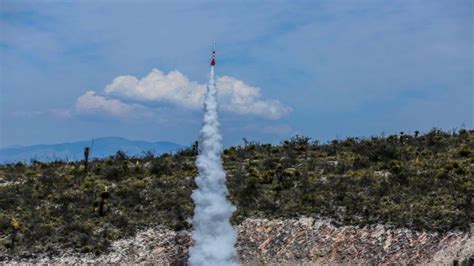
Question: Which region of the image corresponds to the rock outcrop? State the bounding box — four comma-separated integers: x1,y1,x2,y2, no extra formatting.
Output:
4,217,473,265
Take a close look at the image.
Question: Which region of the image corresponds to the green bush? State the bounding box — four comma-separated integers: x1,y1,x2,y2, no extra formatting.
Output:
458,146,471,157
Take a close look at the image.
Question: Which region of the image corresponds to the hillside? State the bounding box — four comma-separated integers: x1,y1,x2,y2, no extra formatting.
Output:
0,129,472,262
0,137,182,163
6,218,473,264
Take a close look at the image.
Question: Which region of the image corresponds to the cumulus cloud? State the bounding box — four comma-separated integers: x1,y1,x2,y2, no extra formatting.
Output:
103,68,291,119
104,69,206,108
76,91,135,116
14,92,154,121
75,90,156,119
216,76,291,119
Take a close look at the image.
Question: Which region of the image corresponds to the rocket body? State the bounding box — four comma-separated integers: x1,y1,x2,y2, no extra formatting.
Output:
210,43,216,66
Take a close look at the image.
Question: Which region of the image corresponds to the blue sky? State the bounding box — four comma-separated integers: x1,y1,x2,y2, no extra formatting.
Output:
0,0,472,147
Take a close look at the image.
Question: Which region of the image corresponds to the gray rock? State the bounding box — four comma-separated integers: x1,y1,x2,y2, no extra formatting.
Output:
4,217,473,265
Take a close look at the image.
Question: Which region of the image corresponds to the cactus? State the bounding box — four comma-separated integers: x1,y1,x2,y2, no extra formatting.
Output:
98,190,110,217
9,218,21,250
192,141,199,155
84,146,90,172
93,187,111,217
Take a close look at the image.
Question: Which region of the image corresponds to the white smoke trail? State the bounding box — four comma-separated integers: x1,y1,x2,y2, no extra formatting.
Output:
189,66,238,265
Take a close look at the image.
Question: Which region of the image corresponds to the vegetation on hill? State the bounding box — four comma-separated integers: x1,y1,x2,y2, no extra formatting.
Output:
0,129,472,257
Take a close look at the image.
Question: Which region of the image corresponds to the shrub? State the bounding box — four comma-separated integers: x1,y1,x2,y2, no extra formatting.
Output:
103,166,122,181
458,146,471,157
115,150,128,161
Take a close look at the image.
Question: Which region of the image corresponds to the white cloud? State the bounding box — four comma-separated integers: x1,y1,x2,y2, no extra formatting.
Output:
75,90,143,117
103,68,291,119
105,69,206,108
216,76,291,119
12,93,150,121
12,109,72,120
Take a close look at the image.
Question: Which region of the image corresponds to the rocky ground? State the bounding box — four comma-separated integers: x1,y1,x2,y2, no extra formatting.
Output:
3,217,472,265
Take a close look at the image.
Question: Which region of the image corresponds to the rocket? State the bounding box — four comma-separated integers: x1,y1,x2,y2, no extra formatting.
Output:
210,43,216,66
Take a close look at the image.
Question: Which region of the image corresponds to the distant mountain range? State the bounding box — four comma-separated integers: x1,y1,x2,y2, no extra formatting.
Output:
0,137,183,163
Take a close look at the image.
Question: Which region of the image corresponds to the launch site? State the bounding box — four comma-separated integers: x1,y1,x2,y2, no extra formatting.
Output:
0,1,472,265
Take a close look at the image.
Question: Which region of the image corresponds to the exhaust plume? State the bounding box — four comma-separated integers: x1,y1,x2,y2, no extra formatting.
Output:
189,65,238,265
